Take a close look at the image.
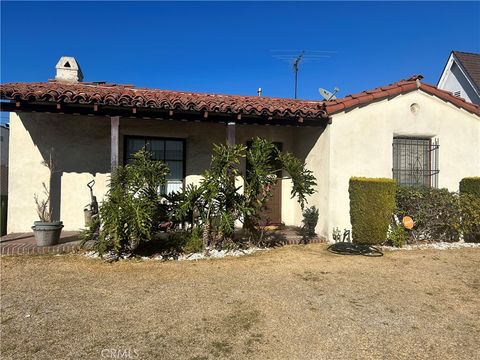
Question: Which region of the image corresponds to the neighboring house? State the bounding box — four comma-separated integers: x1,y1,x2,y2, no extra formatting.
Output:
0,123,9,235
0,57,479,239
437,51,480,105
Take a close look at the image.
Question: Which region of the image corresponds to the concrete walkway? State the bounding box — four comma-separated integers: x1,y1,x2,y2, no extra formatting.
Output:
0,231,91,255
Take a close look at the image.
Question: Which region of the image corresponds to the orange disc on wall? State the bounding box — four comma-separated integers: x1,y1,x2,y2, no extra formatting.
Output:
402,216,414,230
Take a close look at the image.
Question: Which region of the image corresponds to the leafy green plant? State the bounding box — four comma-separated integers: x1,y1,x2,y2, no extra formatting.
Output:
80,215,100,246
387,224,408,247
97,148,170,256
169,138,317,249
302,206,319,240
278,152,316,211
395,186,461,242
182,226,204,253
349,177,396,245
243,139,279,238
199,143,246,247
167,184,204,228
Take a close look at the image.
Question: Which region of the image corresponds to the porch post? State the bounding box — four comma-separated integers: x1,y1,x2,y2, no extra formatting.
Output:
227,121,236,146
110,116,120,172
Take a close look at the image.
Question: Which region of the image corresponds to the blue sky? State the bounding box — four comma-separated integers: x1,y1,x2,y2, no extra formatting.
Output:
1,1,479,106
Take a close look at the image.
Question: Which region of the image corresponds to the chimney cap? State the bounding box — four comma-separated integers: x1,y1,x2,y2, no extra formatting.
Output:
55,56,83,82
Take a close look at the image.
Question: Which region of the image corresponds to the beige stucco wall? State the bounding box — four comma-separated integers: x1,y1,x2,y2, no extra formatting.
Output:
296,125,331,238
8,113,316,232
8,112,111,233
327,90,480,238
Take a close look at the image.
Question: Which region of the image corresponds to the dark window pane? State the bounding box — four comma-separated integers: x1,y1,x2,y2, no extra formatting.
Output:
166,160,183,180
165,140,183,160
125,137,184,184
127,139,145,161
149,139,165,160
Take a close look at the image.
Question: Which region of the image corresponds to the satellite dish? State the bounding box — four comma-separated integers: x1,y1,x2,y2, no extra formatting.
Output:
319,87,340,100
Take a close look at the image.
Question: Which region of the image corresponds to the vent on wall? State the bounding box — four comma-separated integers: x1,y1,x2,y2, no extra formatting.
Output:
453,90,462,98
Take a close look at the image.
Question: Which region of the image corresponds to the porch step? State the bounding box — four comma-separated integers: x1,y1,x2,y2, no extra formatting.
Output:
0,232,95,255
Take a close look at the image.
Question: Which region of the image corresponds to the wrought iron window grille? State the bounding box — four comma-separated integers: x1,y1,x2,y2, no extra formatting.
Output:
392,137,439,187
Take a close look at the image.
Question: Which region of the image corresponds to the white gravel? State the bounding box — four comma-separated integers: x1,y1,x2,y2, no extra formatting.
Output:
382,241,480,251
160,247,267,261
84,251,100,258
84,247,268,261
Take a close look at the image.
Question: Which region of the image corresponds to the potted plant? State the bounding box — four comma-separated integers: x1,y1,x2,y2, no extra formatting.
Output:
32,151,63,246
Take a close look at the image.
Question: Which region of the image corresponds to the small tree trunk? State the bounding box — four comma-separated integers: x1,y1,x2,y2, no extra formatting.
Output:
203,221,210,249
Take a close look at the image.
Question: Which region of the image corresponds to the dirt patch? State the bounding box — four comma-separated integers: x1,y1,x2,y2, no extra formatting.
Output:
1,245,479,359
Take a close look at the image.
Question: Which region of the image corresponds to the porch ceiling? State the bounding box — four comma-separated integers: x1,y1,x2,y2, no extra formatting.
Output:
0,81,330,126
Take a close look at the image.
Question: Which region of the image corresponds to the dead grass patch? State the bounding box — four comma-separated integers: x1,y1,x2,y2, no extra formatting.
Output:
1,245,479,359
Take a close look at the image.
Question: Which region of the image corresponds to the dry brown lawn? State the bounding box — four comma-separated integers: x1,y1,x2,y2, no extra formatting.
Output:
1,245,479,360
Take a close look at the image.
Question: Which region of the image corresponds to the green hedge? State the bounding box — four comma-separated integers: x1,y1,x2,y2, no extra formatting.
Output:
349,177,396,245
460,177,480,243
460,177,480,197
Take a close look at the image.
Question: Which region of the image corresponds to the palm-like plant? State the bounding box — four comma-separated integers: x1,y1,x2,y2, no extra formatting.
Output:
98,148,170,255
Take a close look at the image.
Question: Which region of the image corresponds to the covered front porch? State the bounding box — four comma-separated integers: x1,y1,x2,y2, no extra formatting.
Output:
1,80,330,234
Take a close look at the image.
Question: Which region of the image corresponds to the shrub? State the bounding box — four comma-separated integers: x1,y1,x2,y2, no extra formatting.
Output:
349,177,396,245
387,224,408,247
460,193,480,243
97,149,170,256
182,226,204,253
395,186,461,242
302,206,319,239
459,177,480,243
460,177,480,197
175,138,317,248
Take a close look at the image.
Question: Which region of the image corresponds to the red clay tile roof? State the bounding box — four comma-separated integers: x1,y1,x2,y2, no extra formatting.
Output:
452,51,480,91
1,75,479,119
324,75,480,116
0,81,328,120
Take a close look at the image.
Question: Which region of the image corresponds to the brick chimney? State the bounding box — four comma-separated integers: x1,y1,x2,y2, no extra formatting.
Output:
55,56,83,82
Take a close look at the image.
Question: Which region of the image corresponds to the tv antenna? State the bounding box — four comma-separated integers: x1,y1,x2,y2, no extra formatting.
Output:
293,51,304,99
319,87,340,101
271,49,336,99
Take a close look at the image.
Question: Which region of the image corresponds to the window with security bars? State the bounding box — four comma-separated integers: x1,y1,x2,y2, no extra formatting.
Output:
124,136,185,194
392,137,439,187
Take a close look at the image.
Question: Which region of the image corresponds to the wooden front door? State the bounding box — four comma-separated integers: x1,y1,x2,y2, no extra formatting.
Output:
246,141,282,225
260,178,282,225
